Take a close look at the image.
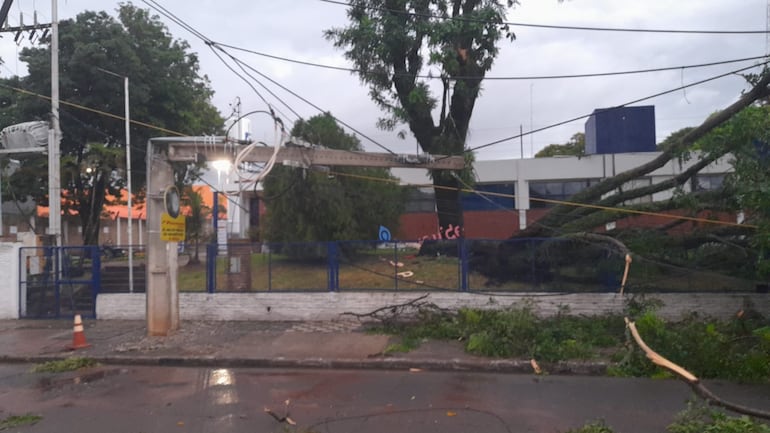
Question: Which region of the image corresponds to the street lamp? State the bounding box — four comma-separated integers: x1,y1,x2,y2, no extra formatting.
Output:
97,67,133,293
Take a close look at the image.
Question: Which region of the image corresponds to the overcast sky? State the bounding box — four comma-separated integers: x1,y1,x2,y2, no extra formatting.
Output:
1,0,767,161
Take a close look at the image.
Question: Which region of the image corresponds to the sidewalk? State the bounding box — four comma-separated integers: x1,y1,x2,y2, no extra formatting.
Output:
0,319,607,374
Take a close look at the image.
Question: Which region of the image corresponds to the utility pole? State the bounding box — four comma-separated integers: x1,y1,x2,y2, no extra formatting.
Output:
97,67,133,293
0,2,57,243
146,137,465,336
48,0,61,246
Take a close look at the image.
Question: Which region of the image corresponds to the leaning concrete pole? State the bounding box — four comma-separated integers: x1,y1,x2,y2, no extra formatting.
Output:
48,0,61,246
145,139,179,336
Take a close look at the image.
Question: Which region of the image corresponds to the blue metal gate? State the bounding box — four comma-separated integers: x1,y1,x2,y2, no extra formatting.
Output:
19,246,100,319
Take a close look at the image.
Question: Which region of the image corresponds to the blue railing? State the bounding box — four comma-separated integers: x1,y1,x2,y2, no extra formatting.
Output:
201,238,647,293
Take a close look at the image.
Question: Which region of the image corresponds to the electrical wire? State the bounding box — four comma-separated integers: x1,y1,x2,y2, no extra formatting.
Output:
219,49,399,156
139,0,400,157
318,0,770,35
208,43,301,122
207,44,280,118
215,42,769,82
326,169,758,229
462,60,770,155
0,81,189,137
141,0,299,126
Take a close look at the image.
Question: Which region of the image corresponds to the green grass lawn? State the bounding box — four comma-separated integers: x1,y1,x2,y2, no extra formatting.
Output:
177,249,464,292
175,248,758,293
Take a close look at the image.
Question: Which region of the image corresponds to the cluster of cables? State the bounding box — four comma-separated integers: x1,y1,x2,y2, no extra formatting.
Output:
231,119,287,193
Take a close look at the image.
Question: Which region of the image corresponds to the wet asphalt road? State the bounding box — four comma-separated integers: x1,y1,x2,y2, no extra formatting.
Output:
0,364,768,433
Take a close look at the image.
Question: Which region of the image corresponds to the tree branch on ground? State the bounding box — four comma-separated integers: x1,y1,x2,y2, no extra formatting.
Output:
341,294,447,325
528,71,770,236
625,317,770,420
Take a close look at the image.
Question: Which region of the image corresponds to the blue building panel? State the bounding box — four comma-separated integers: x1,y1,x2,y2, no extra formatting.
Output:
585,106,656,154
461,183,515,211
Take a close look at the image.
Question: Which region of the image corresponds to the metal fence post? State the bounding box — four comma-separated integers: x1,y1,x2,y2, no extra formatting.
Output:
530,239,537,287
393,241,399,291
206,243,216,293
92,246,101,318
460,238,469,292
267,244,272,292
327,242,338,292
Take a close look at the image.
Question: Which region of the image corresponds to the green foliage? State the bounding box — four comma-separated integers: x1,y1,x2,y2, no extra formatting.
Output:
382,297,769,381
262,114,406,248
383,304,625,362
325,1,519,229
657,126,695,151
0,414,42,430
1,4,222,244
564,420,615,433
384,335,421,354
565,405,770,433
615,301,770,382
183,187,211,264
668,403,770,433
31,357,97,373
536,132,586,158
720,105,770,278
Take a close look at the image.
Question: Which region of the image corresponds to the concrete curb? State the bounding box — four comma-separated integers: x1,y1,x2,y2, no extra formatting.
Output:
0,354,610,375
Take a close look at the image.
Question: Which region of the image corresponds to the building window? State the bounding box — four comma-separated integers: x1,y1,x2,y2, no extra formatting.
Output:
461,183,515,211
529,179,600,208
622,178,653,205
693,174,725,192
404,187,436,213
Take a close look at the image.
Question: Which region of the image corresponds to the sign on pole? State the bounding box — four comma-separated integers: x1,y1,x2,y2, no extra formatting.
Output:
160,212,185,242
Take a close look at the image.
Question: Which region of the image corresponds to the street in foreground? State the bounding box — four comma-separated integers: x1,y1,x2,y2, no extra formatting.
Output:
0,365,767,433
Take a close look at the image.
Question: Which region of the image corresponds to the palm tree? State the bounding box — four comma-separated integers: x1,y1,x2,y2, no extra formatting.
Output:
183,186,209,265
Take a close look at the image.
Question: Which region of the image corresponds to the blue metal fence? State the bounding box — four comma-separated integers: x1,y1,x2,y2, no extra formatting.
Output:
19,246,101,319
27,238,754,302
199,238,654,293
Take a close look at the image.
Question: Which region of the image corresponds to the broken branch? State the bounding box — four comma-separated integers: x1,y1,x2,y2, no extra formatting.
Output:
624,317,770,420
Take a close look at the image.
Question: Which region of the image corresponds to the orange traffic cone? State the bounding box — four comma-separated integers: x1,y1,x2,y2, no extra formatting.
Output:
67,314,91,350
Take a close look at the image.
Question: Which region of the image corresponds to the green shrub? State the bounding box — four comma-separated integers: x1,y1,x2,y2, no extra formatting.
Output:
667,403,770,433
31,357,97,373
564,420,615,433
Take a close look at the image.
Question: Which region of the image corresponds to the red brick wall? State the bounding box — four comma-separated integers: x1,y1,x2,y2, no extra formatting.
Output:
396,208,733,241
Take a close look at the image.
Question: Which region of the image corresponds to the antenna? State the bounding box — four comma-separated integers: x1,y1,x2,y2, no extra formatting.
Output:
766,0,770,56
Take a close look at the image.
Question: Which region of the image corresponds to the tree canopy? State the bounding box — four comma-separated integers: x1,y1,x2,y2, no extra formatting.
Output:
535,132,585,158
262,113,405,244
326,0,518,230
519,71,770,284
0,3,223,245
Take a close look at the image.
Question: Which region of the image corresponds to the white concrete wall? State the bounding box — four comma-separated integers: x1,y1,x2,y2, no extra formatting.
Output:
0,242,21,319
97,292,769,322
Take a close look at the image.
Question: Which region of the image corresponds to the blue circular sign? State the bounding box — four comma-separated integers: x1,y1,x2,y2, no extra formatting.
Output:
378,225,391,241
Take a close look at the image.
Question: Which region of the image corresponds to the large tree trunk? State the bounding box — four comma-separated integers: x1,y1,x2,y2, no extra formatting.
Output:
525,71,770,237
432,173,463,230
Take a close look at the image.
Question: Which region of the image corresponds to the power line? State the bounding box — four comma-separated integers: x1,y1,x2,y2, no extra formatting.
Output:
327,169,758,230
207,44,300,124
319,0,770,35
139,0,399,156
463,60,770,155
218,49,399,155
141,0,298,125
0,82,188,136
215,41,769,82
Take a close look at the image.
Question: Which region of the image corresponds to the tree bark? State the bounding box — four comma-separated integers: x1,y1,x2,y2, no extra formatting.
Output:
527,72,770,236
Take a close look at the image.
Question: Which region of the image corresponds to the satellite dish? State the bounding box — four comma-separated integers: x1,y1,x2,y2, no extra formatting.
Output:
0,121,49,150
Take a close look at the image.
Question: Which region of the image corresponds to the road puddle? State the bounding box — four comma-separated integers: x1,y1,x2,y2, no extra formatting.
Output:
38,368,129,391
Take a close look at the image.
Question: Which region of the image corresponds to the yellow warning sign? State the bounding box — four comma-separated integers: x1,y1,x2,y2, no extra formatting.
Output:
161,212,186,242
